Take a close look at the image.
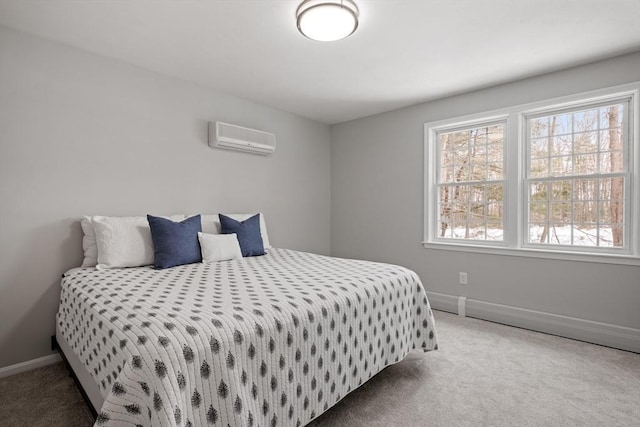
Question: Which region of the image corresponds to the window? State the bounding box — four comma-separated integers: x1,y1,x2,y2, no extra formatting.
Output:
525,102,627,250
436,121,506,242
424,83,639,264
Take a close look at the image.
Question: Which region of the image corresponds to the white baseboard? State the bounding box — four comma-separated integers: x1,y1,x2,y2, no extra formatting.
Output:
426,291,640,353
0,353,62,379
425,291,459,314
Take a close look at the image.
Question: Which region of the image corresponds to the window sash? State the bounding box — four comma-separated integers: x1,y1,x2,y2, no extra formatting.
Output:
435,181,505,242
523,173,628,250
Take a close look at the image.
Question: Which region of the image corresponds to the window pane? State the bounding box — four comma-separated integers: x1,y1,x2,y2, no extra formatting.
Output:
599,104,624,129
487,143,503,170
487,201,503,219
486,184,503,202
530,138,549,158
572,224,598,246
599,150,624,174
573,109,598,132
530,158,548,177
488,124,504,141
609,148,624,174
452,184,470,203
486,213,504,241
451,131,469,150
599,199,624,223
472,140,487,157
529,117,548,138
572,201,595,224
529,224,548,243
551,156,572,176
439,132,451,151
574,178,596,202
551,135,572,155
573,131,598,154
454,150,470,182
440,150,454,182
529,181,548,201
600,176,624,215
551,113,572,135
488,164,504,184
473,127,488,138
470,162,486,181
607,225,624,248
529,202,546,223
551,180,571,201
548,224,572,245
574,154,598,174
550,202,571,223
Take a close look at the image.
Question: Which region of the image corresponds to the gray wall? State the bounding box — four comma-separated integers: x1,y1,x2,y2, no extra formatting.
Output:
331,52,640,330
1,25,638,370
0,27,331,368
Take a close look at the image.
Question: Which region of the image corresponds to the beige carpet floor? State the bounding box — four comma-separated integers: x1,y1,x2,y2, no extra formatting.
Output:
0,357,94,426
1,311,638,426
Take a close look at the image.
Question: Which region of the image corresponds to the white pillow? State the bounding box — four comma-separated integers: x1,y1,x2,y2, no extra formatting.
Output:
199,213,271,249
198,232,243,262
80,216,98,267
91,214,184,269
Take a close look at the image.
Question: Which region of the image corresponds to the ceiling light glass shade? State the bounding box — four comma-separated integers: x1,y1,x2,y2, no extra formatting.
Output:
296,0,359,42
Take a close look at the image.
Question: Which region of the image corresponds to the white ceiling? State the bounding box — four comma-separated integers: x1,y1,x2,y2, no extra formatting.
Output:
1,0,639,124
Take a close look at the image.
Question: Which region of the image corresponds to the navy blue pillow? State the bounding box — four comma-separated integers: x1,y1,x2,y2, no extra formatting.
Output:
219,214,265,257
147,214,202,269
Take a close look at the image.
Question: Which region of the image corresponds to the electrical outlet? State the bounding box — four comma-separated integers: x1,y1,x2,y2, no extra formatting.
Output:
459,272,468,285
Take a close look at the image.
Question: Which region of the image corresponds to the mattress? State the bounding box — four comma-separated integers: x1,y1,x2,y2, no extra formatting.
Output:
57,249,438,426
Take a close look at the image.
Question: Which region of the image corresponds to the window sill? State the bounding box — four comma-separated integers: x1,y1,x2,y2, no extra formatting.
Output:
421,241,640,266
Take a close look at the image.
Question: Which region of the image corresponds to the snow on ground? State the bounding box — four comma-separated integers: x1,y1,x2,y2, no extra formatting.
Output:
444,225,615,247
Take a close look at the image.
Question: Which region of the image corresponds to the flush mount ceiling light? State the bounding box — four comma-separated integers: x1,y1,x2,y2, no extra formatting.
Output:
296,0,359,42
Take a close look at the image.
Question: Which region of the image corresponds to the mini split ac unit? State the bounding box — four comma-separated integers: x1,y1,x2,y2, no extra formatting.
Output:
208,121,276,155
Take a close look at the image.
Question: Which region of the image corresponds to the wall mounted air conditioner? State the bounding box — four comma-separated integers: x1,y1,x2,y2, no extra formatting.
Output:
208,121,276,155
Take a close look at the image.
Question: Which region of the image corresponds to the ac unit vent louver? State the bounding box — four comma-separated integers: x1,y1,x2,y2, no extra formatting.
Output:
208,122,276,155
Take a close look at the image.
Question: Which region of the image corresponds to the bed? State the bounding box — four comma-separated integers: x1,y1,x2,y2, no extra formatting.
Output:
57,248,438,426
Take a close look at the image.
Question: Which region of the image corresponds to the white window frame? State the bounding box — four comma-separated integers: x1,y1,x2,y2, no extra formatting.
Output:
423,82,640,266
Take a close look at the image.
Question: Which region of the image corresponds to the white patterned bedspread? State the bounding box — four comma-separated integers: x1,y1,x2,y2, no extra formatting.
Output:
57,249,438,426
